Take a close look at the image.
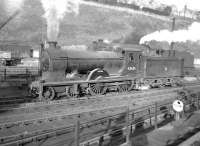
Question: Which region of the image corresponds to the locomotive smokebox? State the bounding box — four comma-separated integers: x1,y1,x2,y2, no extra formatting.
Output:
48,41,57,49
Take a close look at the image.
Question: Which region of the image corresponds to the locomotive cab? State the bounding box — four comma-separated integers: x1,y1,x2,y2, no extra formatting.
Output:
120,48,143,76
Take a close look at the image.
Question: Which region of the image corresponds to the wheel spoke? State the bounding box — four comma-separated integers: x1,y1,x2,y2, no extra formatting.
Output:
66,86,78,98
117,81,132,92
42,87,55,101
89,83,106,95
30,87,39,98
118,84,129,92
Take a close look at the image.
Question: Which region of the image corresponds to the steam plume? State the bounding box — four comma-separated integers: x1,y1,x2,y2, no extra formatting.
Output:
41,0,80,41
140,22,200,44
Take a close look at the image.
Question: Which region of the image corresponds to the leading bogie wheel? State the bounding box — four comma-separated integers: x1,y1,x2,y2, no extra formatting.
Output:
42,87,56,101
66,86,78,98
30,87,39,98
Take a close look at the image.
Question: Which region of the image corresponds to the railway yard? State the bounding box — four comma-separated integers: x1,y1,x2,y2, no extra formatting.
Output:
1,0,200,146
0,80,200,146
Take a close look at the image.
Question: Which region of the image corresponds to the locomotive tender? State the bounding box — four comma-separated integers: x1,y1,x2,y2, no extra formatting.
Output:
31,42,184,100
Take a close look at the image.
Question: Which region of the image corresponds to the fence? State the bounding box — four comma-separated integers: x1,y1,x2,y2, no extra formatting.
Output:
0,66,39,82
71,96,200,146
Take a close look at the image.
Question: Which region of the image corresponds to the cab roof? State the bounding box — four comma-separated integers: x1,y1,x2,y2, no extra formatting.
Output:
113,43,146,52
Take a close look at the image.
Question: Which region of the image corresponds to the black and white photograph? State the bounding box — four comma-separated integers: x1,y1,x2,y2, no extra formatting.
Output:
0,0,200,145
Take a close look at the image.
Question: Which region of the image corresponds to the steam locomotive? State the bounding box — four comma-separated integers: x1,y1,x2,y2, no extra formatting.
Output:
30,42,190,100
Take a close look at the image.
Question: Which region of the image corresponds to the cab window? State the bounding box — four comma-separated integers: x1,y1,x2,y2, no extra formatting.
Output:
129,53,134,62
139,55,142,60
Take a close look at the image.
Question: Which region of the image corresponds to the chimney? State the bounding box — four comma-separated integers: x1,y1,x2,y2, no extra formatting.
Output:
48,41,57,49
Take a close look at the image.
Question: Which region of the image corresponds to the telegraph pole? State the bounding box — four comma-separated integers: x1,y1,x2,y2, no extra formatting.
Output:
184,5,187,19
170,17,175,55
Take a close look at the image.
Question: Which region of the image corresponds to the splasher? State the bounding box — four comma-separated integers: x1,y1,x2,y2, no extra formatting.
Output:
139,22,200,44
41,0,80,41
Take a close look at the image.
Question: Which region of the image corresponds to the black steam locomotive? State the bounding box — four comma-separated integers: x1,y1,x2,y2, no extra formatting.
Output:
30,42,190,100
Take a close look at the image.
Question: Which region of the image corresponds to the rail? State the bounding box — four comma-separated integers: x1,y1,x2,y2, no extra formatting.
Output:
37,77,200,101
1,94,200,146
178,131,200,146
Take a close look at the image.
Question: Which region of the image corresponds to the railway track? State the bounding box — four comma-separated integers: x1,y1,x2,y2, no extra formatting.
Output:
0,84,178,109
1,80,200,109
0,81,199,120
1,79,199,107
0,82,199,145
0,103,133,145
81,0,172,21
0,87,178,123
0,86,182,118
0,95,35,105
0,99,174,146
0,85,174,107
178,129,200,146
1,98,198,146
0,86,181,144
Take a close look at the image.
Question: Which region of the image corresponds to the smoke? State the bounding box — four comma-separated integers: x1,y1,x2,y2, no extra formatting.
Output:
4,0,25,14
140,22,200,44
41,0,80,41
